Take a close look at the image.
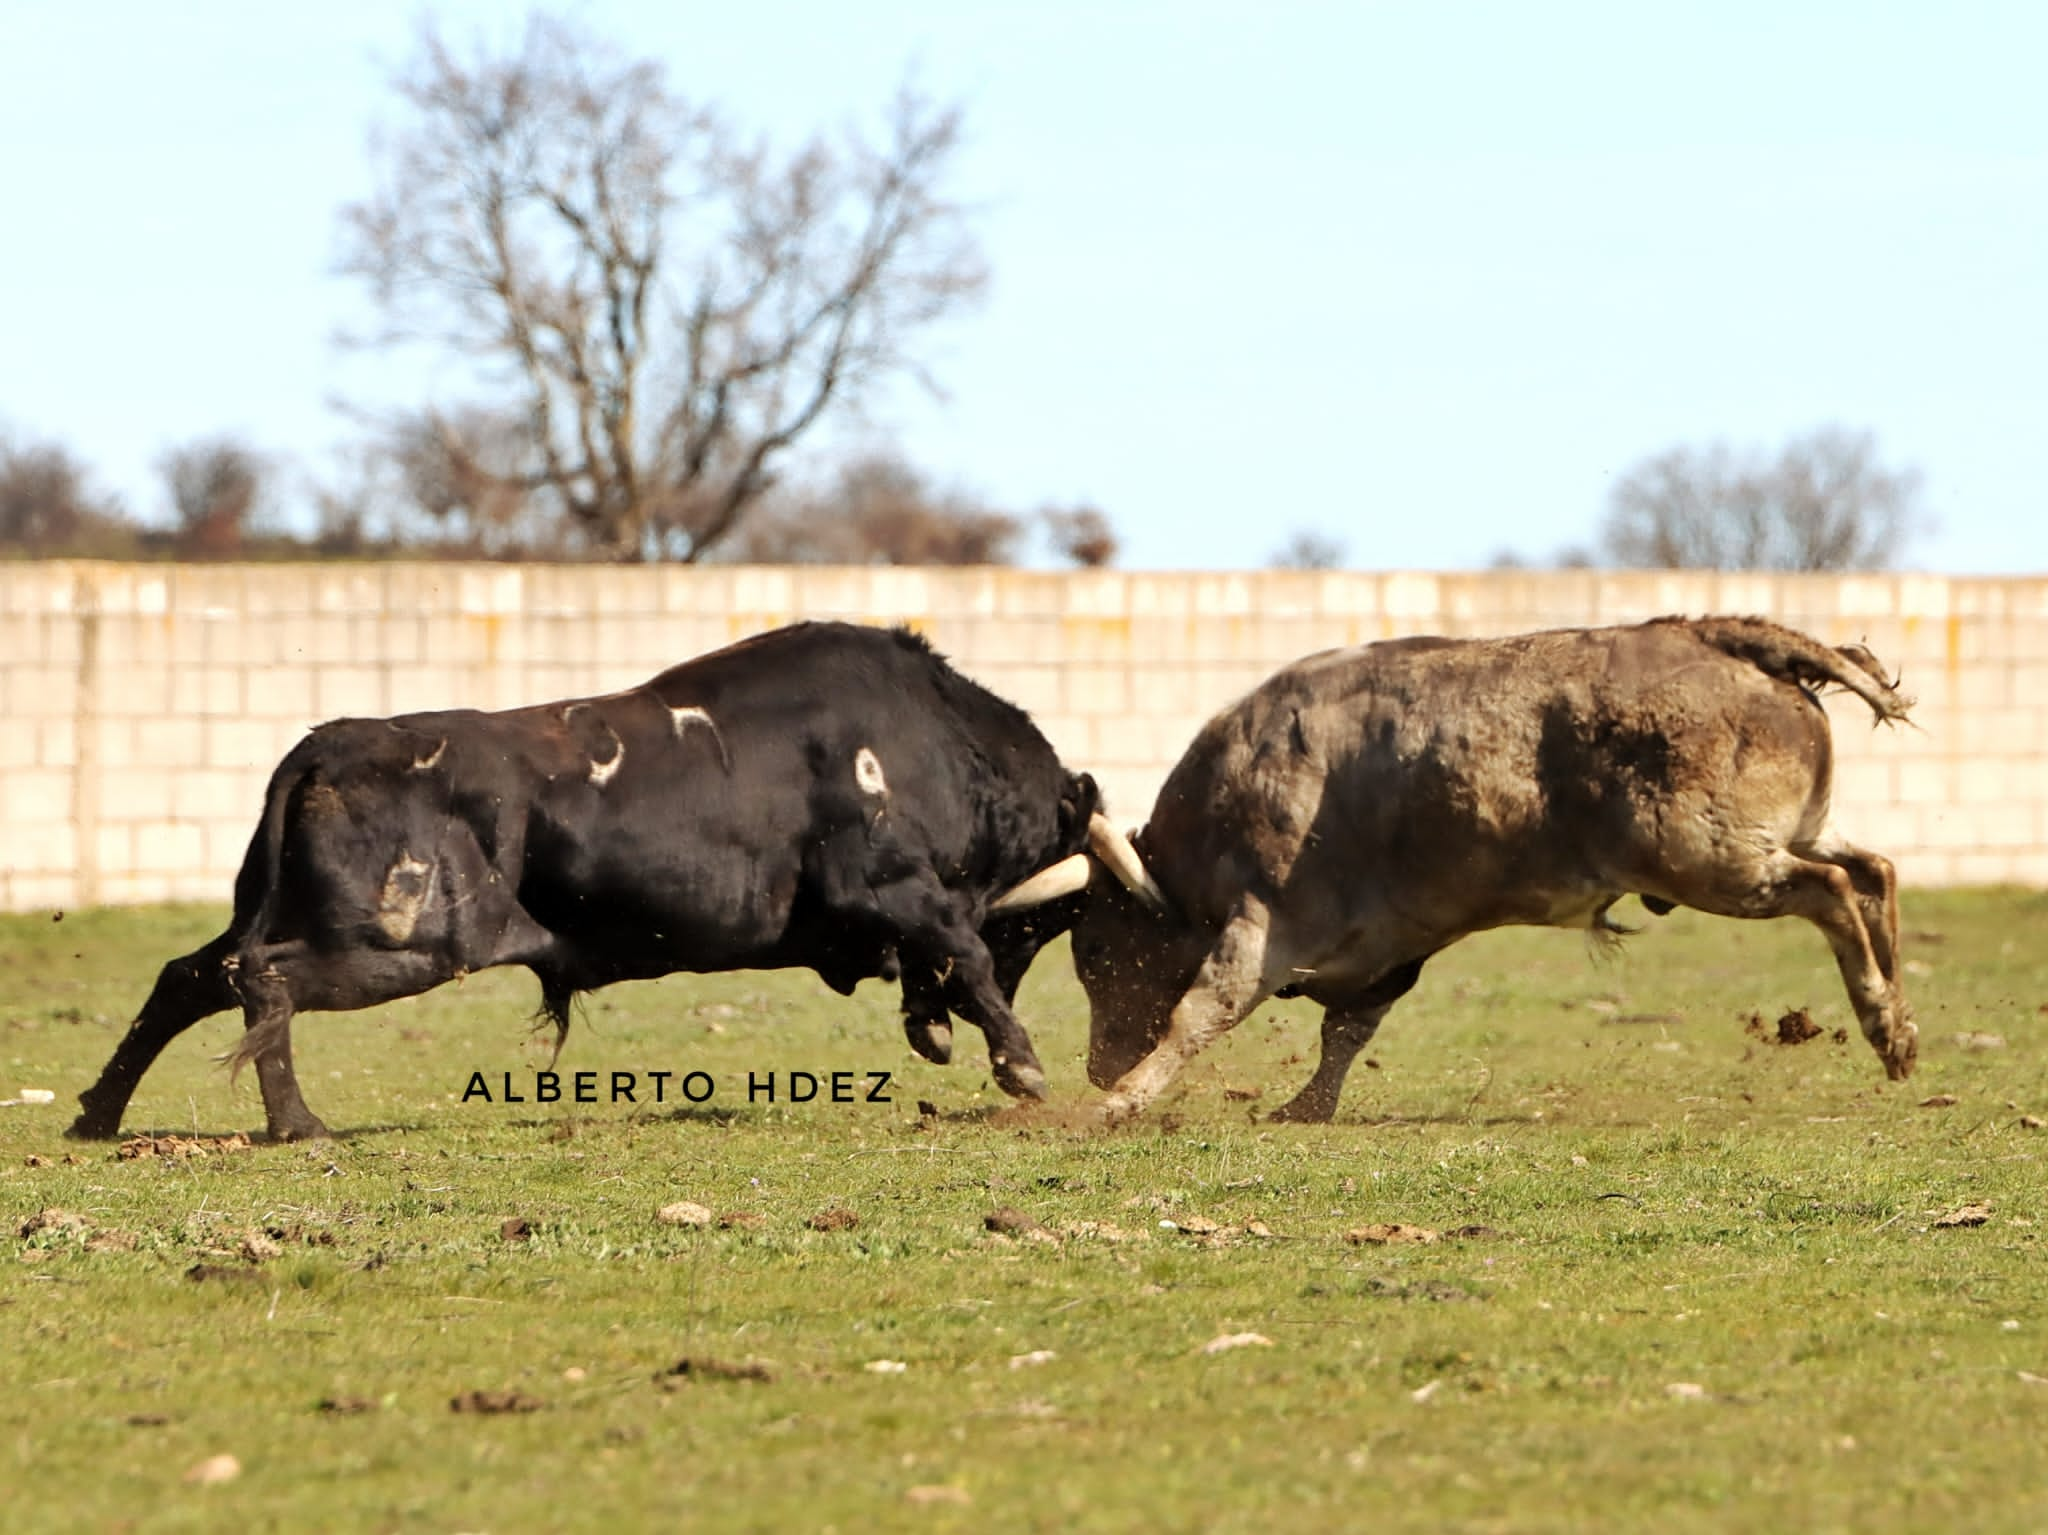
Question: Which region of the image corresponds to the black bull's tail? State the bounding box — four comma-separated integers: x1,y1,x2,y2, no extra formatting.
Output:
1682,615,1914,725
219,746,316,1078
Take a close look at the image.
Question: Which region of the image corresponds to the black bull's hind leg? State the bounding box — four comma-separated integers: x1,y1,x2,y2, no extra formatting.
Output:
71,932,240,1139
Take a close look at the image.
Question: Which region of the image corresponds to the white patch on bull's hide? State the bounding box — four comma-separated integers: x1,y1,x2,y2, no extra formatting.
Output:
588,734,625,787
411,740,446,771
375,853,433,944
670,705,714,736
854,746,889,797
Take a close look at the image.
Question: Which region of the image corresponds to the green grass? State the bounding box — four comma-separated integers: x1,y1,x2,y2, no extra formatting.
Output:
4,892,2046,1533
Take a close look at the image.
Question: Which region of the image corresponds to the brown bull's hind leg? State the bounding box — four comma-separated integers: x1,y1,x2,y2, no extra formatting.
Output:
1267,1005,1385,1125
1802,833,1903,989
1096,899,1273,1125
1267,959,1426,1125
1698,851,1917,1081
70,932,241,1139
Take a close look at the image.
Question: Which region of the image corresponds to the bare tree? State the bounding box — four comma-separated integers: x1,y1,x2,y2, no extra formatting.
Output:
725,452,1020,565
1043,504,1118,567
1269,528,1346,570
0,430,131,553
160,436,271,558
340,12,985,562
1602,426,1921,571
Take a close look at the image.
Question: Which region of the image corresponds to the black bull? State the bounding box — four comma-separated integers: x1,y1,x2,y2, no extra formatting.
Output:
71,622,1153,1141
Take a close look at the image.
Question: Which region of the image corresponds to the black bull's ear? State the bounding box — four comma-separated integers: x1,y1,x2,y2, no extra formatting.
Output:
1058,772,1102,847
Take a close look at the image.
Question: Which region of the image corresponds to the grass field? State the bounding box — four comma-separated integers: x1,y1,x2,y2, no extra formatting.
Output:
4,892,2046,1533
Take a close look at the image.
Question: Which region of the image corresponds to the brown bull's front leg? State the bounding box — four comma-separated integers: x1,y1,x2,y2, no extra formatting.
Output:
1095,900,1272,1124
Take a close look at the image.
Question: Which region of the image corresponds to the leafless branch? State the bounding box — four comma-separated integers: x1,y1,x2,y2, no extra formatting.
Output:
340,14,983,561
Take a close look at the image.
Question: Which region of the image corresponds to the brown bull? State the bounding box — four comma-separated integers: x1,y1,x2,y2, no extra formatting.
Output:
1020,616,1916,1123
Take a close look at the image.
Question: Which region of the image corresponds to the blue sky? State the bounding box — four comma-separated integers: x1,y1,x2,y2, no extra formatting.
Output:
4,1,2045,571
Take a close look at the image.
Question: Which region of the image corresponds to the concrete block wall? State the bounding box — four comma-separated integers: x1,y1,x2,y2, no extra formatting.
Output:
2,561,2044,911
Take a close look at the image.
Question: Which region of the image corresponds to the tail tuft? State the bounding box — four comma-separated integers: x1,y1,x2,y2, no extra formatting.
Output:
1672,615,1913,725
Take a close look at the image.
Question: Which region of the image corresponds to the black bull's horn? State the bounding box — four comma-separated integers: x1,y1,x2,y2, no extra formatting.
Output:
989,814,1168,915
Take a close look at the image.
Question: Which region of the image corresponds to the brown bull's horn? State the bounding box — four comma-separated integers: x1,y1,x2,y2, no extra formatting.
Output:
989,853,1093,913
1087,814,1168,913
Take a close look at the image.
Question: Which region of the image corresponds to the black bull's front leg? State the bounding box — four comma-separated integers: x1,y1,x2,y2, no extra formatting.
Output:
897,906,1064,1075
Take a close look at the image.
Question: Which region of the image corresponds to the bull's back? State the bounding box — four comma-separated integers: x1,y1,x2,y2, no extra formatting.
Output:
1147,623,1832,929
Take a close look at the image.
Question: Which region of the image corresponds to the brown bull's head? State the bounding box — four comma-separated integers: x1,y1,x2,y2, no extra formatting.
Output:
1071,873,1210,1089
989,819,1205,1092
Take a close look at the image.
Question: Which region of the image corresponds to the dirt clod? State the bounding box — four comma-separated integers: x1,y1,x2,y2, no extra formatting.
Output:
807,1207,859,1232
316,1396,377,1415
182,1453,241,1485
1776,1009,1821,1044
1919,1094,1960,1109
1346,1223,1440,1246
984,1207,1048,1238
717,1210,766,1231
499,1217,533,1241
449,1389,545,1414
1933,1203,1992,1228
187,1263,261,1285
118,1133,251,1161
658,1356,774,1385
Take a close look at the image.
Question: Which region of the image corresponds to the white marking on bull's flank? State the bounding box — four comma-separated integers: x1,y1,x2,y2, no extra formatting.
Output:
412,740,446,771
375,853,433,944
855,746,888,797
670,705,714,736
588,737,624,787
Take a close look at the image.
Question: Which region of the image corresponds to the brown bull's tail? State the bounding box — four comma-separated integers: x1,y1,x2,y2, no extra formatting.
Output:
1677,615,1914,725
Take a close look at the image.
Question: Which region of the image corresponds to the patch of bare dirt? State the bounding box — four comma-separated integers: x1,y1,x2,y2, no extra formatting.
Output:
18,1208,91,1239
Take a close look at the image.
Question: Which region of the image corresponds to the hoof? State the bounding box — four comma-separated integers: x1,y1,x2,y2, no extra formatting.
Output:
267,1119,332,1143
1264,1100,1333,1125
990,1056,1047,1101
66,1114,121,1141
1089,1091,1140,1128
904,1018,953,1066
